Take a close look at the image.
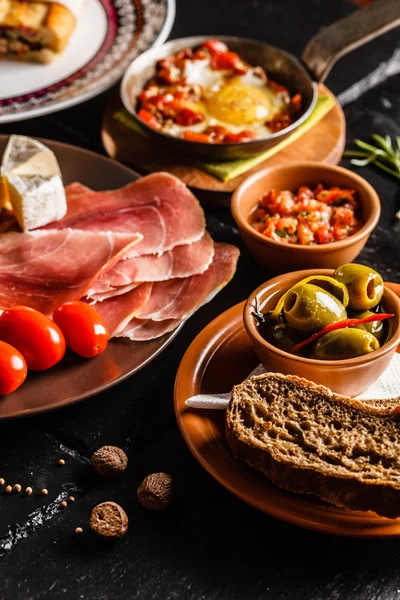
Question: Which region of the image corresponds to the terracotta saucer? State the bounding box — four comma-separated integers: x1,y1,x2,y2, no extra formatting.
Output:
174,283,400,537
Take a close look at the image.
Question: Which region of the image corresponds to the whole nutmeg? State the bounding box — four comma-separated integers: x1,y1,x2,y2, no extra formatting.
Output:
137,472,173,511
89,501,128,538
91,446,128,478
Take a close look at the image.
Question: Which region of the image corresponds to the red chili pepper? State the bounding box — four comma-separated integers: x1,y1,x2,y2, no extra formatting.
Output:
138,109,162,130
290,313,394,354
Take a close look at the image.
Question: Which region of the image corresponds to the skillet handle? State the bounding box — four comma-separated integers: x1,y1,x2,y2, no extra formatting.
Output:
301,0,400,83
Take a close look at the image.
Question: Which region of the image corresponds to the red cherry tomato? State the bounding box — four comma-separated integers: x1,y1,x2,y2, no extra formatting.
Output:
0,306,66,371
175,108,205,126
0,341,27,394
200,39,228,54
53,302,109,358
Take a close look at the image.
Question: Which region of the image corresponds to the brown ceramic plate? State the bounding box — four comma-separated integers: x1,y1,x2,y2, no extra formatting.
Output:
175,284,400,537
0,135,182,420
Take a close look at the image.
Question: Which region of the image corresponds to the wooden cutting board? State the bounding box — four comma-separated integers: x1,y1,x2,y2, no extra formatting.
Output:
101,84,345,195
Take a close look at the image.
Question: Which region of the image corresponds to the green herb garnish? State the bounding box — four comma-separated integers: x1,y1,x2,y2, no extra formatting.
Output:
344,134,400,218
344,135,400,180
299,211,310,216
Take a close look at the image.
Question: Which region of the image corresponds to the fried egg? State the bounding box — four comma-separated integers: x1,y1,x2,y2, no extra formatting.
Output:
163,59,289,139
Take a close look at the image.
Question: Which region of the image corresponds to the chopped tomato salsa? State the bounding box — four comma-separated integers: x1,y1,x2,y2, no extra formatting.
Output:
250,184,363,245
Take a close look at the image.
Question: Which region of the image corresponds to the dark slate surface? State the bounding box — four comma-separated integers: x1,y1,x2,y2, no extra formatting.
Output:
1,0,400,598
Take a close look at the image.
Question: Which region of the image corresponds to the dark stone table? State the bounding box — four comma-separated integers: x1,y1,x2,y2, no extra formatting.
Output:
0,1,399,598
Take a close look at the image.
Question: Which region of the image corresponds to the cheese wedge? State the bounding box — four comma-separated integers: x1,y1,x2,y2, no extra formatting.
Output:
0,135,67,231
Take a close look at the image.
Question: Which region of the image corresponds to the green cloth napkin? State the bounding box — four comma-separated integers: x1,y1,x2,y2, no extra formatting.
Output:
114,94,335,182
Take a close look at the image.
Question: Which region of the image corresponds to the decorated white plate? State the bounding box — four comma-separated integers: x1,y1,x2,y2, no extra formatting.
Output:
0,0,175,123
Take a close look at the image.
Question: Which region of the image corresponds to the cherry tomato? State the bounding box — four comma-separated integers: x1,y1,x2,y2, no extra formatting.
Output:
223,130,255,143
200,39,228,54
211,51,247,72
175,108,205,126
0,306,66,371
53,302,109,358
0,341,27,394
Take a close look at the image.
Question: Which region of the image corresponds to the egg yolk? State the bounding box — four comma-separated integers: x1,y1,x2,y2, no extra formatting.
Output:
206,79,274,125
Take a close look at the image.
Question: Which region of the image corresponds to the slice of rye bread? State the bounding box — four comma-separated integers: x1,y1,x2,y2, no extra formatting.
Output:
225,373,400,518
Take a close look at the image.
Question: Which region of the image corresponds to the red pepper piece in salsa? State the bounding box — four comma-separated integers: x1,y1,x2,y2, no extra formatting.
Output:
183,130,213,143
138,109,162,130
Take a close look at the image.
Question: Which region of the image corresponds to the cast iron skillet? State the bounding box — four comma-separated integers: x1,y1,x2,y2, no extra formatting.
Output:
121,0,400,160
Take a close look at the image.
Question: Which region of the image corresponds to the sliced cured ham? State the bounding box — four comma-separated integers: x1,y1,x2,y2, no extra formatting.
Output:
93,283,153,337
117,243,239,340
0,229,142,315
86,231,215,299
136,243,240,321
118,317,181,341
89,243,238,340
41,173,206,257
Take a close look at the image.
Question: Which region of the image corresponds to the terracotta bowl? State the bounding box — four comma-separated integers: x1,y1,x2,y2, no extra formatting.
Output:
243,269,400,397
231,162,380,273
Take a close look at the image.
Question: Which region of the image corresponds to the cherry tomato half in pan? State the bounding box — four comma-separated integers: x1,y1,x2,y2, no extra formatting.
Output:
0,341,27,394
0,306,66,371
53,302,109,358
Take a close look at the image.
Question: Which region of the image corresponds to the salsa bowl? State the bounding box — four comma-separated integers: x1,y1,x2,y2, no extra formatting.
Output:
231,162,381,273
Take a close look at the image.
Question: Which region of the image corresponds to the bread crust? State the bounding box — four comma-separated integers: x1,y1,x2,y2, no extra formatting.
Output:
226,373,400,519
45,3,75,51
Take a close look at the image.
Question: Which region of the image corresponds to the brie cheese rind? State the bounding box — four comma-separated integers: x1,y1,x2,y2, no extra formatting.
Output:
0,135,67,231
0,0,78,63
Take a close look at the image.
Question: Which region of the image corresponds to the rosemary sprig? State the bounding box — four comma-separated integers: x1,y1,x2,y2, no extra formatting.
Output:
344,135,400,218
344,135,400,180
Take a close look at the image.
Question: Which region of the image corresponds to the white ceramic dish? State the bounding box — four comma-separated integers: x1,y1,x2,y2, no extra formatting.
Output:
0,0,175,123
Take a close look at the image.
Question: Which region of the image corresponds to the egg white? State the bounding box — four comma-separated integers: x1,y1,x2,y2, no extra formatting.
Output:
167,59,290,139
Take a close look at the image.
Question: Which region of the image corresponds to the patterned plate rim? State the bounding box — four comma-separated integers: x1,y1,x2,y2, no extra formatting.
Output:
0,0,175,124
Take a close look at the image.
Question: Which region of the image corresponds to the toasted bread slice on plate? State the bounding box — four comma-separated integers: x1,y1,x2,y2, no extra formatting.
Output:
226,372,400,519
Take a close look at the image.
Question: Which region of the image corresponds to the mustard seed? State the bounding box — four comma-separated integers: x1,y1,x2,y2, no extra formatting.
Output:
25,487,33,496
0,478,5,485
13,484,21,493
41,488,48,496
5,485,12,493
60,500,68,508
75,527,83,534
58,459,65,466
68,496,75,503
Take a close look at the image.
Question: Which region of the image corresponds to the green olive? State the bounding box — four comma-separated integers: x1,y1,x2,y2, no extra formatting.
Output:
312,328,380,360
265,323,304,352
333,264,384,311
351,311,388,345
283,283,347,334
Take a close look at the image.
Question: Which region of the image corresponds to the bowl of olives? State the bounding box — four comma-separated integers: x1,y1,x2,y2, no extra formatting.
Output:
244,264,400,396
